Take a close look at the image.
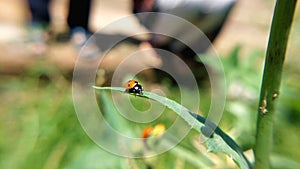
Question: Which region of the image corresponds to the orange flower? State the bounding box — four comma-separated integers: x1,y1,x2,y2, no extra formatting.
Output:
152,124,166,137
142,126,153,139
141,124,165,138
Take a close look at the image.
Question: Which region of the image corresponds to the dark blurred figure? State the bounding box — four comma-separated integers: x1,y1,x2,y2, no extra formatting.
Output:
132,0,236,83
133,0,236,56
27,0,99,58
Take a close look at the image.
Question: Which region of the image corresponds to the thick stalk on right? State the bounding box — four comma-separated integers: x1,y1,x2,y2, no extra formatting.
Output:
254,0,297,169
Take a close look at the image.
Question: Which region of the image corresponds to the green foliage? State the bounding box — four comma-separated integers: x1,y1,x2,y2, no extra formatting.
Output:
221,47,264,148
94,86,251,169
1,44,300,168
0,71,92,169
96,91,216,169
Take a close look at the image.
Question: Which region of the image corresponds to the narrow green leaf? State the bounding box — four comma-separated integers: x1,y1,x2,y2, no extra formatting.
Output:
228,45,241,68
98,91,130,132
93,86,251,169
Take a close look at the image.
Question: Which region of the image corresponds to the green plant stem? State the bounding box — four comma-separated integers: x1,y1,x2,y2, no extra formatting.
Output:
254,1,297,169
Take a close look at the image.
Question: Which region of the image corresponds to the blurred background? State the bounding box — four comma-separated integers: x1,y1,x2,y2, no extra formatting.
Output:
0,0,300,168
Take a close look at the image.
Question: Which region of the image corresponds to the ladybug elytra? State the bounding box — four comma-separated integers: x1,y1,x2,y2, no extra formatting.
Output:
124,79,143,95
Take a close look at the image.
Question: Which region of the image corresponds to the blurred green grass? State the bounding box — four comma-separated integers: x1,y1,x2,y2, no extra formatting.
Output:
0,67,92,169
0,66,207,169
0,45,300,168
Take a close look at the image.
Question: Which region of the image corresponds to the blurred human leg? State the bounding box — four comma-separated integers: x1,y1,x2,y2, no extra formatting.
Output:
26,0,51,56
67,0,91,32
67,0,100,59
28,0,51,25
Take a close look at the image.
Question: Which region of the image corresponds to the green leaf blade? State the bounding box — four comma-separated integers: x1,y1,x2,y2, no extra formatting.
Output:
93,86,251,169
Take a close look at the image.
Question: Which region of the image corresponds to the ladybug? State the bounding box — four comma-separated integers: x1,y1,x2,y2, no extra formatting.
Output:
124,80,143,95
